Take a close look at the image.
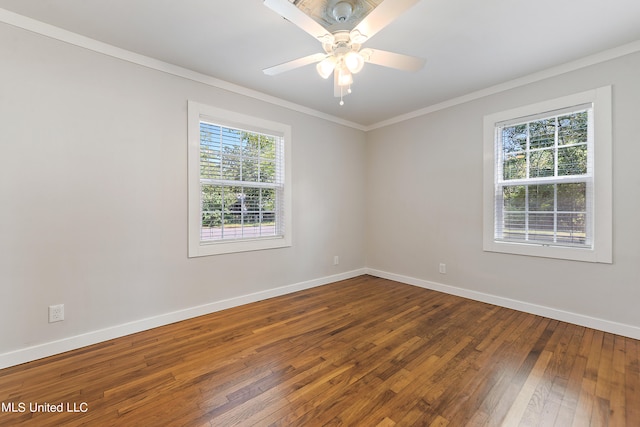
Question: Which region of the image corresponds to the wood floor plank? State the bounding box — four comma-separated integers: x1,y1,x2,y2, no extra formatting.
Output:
453,316,549,426
625,337,640,425
1,275,638,426
501,349,554,425
554,333,590,426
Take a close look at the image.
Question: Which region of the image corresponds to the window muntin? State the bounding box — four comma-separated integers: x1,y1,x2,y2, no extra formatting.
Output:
495,107,593,248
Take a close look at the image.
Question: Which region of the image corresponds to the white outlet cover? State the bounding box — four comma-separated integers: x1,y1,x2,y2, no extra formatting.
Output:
49,304,64,323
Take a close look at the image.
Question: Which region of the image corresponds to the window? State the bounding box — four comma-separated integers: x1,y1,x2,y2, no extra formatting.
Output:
483,87,612,263
188,101,291,257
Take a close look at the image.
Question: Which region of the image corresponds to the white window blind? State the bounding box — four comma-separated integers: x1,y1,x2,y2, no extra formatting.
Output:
199,121,285,242
494,105,593,248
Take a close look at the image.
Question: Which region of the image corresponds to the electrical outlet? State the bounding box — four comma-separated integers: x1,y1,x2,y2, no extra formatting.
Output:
333,255,339,265
439,263,446,274
49,304,64,323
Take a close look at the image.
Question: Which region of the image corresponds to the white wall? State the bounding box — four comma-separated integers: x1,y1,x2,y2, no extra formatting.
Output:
366,51,640,334
0,22,367,365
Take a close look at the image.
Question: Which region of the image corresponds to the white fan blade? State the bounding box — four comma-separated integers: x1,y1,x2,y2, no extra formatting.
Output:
263,53,327,76
264,0,334,43
363,49,425,71
351,0,420,42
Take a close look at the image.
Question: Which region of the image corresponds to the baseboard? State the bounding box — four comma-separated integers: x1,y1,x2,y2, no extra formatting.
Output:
0,268,367,369
366,268,640,341
4,266,638,369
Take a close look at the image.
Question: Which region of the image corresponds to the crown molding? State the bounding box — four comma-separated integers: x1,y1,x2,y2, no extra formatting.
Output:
0,8,367,131
2,8,639,133
366,39,640,131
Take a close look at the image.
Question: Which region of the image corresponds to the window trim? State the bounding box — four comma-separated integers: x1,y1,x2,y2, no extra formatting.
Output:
188,101,292,257
483,87,612,263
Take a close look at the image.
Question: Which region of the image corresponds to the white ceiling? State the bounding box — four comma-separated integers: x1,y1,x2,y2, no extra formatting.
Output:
1,0,640,127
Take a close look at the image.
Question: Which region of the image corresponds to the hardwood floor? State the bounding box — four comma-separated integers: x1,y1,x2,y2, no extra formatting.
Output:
1,275,638,426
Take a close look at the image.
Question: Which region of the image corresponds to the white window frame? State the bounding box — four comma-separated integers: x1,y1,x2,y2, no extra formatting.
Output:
483,87,612,263
188,101,292,257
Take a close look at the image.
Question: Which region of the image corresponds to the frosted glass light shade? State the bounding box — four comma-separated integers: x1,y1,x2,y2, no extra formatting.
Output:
337,67,353,86
316,57,337,79
344,51,365,74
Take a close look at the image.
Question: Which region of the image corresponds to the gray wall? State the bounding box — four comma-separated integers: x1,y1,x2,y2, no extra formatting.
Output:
366,51,640,330
0,22,367,359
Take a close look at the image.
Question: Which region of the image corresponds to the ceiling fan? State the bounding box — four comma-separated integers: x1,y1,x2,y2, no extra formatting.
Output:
263,0,425,105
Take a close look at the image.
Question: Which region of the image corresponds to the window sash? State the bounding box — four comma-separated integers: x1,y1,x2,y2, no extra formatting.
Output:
494,181,593,248
199,122,285,243
493,106,594,249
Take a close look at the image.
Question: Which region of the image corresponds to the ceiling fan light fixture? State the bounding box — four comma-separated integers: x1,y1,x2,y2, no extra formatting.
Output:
359,48,373,62
337,66,353,86
319,34,335,45
344,51,365,74
316,56,337,79
262,0,425,105
349,29,368,44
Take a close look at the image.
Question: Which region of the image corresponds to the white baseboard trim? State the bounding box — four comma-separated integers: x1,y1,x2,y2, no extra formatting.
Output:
0,268,367,369
4,267,638,369
366,268,640,341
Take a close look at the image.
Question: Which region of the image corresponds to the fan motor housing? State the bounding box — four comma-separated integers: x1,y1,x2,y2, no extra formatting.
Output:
323,31,360,55
332,1,353,22
323,0,364,27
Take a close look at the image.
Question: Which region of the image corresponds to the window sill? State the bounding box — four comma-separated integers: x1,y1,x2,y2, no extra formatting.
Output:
483,239,611,263
189,235,292,258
